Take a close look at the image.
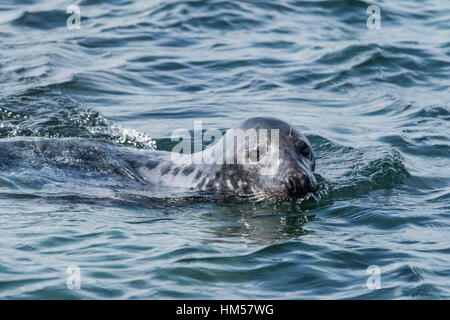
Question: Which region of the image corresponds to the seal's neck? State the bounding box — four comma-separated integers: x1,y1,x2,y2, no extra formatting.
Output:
130,149,220,190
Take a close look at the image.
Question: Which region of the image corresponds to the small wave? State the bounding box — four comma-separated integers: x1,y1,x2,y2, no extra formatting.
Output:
289,39,447,91
359,98,413,117
315,44,374,65
339,150,410,195
411,105,450,120
380,135,450,158
11,10,68,30
1,94,156,150
78,35,156,49
0,107,27,121
88,125,156,149
312,136,410,197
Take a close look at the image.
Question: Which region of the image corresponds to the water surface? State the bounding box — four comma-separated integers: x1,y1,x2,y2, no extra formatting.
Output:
0,0,449,299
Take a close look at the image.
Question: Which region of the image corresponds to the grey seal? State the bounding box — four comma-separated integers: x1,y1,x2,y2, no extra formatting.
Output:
136,117,318,200
0,117,317,200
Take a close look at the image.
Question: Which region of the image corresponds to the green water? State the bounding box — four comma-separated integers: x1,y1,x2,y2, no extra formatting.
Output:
0,0,449,299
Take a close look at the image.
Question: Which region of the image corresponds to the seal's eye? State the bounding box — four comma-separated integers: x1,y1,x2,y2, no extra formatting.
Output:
297,144,311,159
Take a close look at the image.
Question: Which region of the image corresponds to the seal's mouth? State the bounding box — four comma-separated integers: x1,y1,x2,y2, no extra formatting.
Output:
237,179,320,203
284,171,318,198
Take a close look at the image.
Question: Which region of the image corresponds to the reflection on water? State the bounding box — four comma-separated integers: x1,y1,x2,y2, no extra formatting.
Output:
202,203,314,245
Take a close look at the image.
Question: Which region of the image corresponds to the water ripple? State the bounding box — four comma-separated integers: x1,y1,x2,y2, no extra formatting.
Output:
0,0,449,299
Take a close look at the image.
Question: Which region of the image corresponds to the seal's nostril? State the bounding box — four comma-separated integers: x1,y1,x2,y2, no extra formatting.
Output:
303,174,318,191
286,172,317,196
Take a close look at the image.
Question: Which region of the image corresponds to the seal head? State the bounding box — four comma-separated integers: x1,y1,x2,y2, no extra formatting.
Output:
199,117,317,200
